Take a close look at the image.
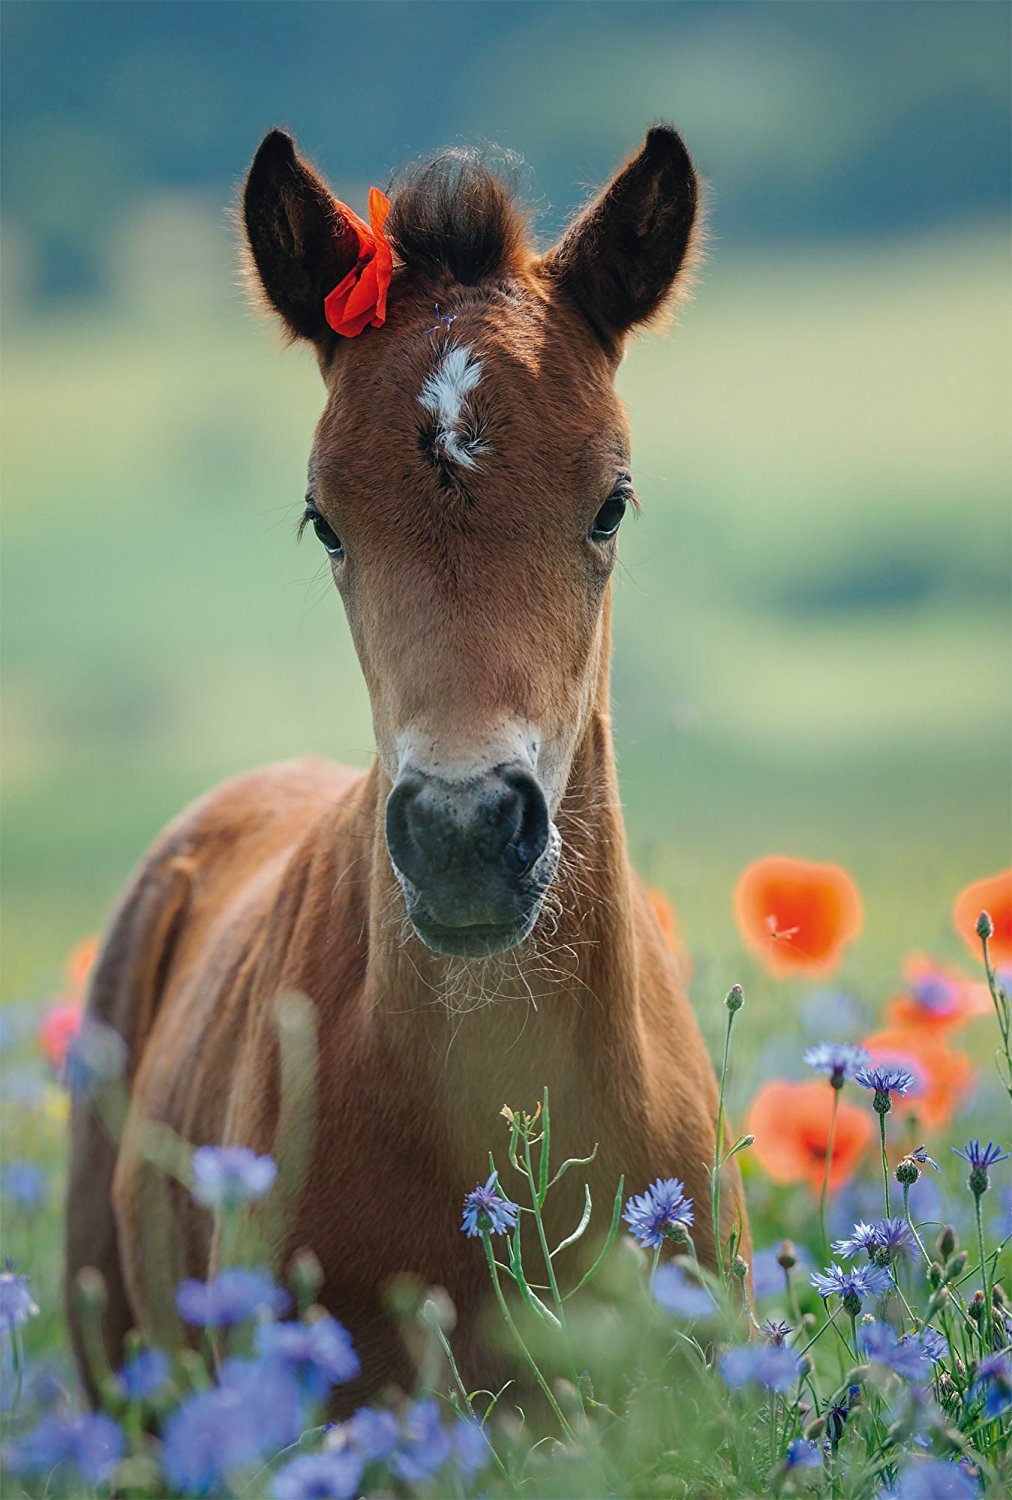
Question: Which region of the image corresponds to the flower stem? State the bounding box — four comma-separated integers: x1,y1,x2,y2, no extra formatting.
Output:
973,1194,994,1352
482,1233,575,1442
711,1003,738,1280
878,1112,891,1217
819,1089,840,1262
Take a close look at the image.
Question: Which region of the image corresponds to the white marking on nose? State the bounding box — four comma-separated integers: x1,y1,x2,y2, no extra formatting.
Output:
418,342,485,470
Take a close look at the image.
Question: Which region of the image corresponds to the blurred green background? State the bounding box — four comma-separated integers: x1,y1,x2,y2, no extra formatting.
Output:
2,0,1009,1003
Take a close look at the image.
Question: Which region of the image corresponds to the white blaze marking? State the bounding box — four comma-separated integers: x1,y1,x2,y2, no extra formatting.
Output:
418,342,485,469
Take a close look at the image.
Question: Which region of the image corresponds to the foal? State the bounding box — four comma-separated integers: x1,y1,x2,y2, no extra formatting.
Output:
66,125,748,1402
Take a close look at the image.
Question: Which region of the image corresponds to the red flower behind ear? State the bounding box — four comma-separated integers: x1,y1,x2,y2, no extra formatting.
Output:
323,188,393,338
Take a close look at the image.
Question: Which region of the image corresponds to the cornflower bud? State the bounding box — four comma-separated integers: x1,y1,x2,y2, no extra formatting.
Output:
976,910,994,940
928,1262,943,1289
725,984,745,1013
731,1255,749,1282
776,1240,798,1271
937,1226,957,1259
895,1158,920,1185
944,1251,968,1282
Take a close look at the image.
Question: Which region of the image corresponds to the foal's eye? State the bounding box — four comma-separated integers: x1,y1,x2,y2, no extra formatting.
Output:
303,504,344,559
589,489,627,542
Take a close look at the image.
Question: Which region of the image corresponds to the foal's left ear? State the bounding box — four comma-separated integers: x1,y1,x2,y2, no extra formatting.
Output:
543,125,701,349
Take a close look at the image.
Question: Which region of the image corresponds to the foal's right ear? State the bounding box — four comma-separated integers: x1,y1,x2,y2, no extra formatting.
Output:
243,129,359,344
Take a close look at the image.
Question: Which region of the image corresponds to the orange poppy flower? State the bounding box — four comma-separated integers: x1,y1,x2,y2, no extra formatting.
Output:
953,869,1012,968
883,953,991,1032
38,1000,82,1071
323,188,394,339
734,855,862,976
644,884,693,982
747,1079,873,1194
860,1026,974,1131
65,933,99,997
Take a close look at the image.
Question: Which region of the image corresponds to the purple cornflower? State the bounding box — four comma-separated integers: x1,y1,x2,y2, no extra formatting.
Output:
0,1269,38,1331
859,1319,931,1379
971,1351,1011,1420
760,1319,793,1346
176,1267,289,1327
273,1451,363,1500
622,1177,694,1249
652,1262,713,1319
831,1221,878,1259
1,1163,48,1209
892,1459,978,1498
785,1438,821,1469
854,1064,915,1113
803,1041,870,1089
834,1217,913,1266
952,1139,1010,1197
191,1146,277,1211
911,1326,949,1365
162,1387,266,1494
390,1398,452,1484
5,1410,124,1485
897,1145,940,1185
256,1314,360,1396
811,1261,893,1314
719,1343,802,1393
120,1348,171,1401
345,1406,400,1460
460,1172,519,1238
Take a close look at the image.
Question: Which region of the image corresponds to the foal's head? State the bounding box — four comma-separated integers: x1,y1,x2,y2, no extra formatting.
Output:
244,127,700,957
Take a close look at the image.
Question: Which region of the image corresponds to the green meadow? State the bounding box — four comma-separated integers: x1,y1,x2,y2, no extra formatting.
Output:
2,218,1009,1004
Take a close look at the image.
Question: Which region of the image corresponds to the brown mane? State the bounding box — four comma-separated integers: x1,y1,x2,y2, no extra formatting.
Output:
386,148,531,285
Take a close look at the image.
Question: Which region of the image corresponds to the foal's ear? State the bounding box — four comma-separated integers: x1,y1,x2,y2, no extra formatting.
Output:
243,129,358,344
544,125,701,348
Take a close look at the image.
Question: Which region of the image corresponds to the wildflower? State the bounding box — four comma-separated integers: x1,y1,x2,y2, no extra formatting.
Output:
896,1145,940,1185
861,1029,973,1129
176,1267,289,1327
909,1326,948,1365
652,1262,713,1319
854,1063,915,1112
345,1406,400,1460
831,1221,878,1259
952,1139,1010,1198
760,1318,793,1345
5,1410,124,1485
859,1319,931,1379
0,1268,39,1331
893,1458,979,1498
191,1146,277,1211
719,1342,802,1392
256,1314,360,1396
121,1347,171,1401
390,1398,452,1483
622,1177,694,1249
751,1243,812,1299
64,1016,127,1095
218,1357,306,1451
37,1001,82,1072
747,1080,872,1193
725,983,745,1012
785,1438,821,1469
811,1262,893,1315
645,885,693,980
1,1163,48,1209
885,954,989,1031
460,1172,519,1238
835,1216,913,1266
162,1386,267,1493
953,870,1012,965
273,1450,363,1500
453,1416,493,1477
803,1041,870,1089
971,1351,1011,1419
734,855,862,976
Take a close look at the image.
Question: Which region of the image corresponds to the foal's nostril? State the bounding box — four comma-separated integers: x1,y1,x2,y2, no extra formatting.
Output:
385,766,550,891
499,767,549,877
385,772,430,885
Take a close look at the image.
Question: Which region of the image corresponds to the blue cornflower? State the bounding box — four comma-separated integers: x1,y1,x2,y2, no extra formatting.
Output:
811,1261,893,1314
892,1458,978,1498
652,1262,713,1319
218,1357,306,1449
623,1178,694,1249
952,1139,1010,1197
176,1267,289,1327
273,1450,363,1500
719,1343,802,1393
390,1397,452,1483
803,1041,870,1089
760,1319,793,1346
453,1416,493,1477
345,1406,400,1461
911,1326,949,1365
0,1269,39,1331
191,1146,277,1211
64,1018,127,1096
971,1351,1011,1420
256,1315,360,1397
460,1172,519,1238
834,1217,913,1266
854,1064,915,1113
120,1347,171,1401
1,1163,48,1209
831,1221,877,1259
162,1387,264,1494
908,1145,940,1169
5,1410,124,1485
785,1438,821,1469
859,1319,930,1379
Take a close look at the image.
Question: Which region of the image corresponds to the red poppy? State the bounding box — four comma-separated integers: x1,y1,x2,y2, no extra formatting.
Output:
748,1079,873,1194
734,855,862,976
883,953,991,1032
644,884,693,981
953,869,1012,968
323,188,394,339
860,1025,974,1131
37,933,98,1071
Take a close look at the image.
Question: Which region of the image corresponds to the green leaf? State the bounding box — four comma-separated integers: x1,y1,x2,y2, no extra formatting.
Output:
564,1175,624,1299
508,1223,561,1328
551,1184,592,1259
547,1143,599,1190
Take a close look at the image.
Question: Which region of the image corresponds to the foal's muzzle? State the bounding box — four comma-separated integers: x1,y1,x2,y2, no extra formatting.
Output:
385,764,558,956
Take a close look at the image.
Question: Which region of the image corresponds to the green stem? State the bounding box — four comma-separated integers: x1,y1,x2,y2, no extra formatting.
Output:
522,1131,586,1417
482,1233,575,1442
711,1006,737,1280
878,1111,891,1217
973,1193,995,1352
819,1089,841,1262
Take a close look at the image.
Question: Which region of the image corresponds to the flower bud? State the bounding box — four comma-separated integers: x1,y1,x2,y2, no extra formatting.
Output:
731,1255,749,1282
944,1251,968,1282
968,1290,985,1325
797,1354,814,1378
776,1240,798,1271
927,1287,950,1317
937,1226,957,1259
928,1262,943,1288
895,1159,919,1185
804,1417,826,1441
992,1282,1007,1308
976,910,994,940
289,1248,323,1305
725,984,745,1013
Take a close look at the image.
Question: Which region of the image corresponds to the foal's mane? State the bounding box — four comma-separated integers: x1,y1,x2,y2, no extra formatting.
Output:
387,148,530,287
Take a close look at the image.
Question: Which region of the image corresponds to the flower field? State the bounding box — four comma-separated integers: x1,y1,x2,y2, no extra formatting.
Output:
1,860,1009,1498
